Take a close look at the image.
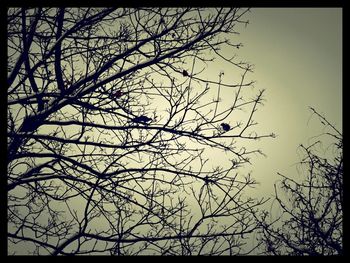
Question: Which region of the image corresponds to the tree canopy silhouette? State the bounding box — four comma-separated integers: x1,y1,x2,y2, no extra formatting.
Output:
257,108,343,256
7,8,274,255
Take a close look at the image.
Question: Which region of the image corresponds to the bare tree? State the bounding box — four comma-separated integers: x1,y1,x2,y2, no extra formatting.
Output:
7,8,273,255
257,108,343,256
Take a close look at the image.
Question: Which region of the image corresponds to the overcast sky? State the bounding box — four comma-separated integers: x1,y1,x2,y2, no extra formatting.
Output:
229,8,342,197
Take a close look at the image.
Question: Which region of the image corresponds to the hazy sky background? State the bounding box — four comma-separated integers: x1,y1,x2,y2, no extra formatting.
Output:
231,8,342,198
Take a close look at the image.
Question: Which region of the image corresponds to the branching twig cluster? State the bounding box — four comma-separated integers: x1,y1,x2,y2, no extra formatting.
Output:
7,8,273,255
256,108,343,255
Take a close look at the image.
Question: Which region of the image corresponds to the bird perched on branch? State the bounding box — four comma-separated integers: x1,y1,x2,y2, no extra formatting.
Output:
112,90,123,99
221,123,230,132
182,70,189,77
22,117,37,132
132,115,152,124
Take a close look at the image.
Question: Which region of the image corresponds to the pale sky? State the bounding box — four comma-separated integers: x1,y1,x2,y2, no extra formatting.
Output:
233,8,342,198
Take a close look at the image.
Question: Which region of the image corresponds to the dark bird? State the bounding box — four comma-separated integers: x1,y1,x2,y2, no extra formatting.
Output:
22,115,42,132
221,123,230,132
113,90,123,98
22,118,37,132
132,116,152,124
182,70,189,77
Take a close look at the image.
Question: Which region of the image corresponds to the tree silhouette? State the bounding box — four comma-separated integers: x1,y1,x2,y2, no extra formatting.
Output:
7,8,274,255
257,108,343,256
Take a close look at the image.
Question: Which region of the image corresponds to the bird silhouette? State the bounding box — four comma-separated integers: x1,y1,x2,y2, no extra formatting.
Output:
22,118,36,132
182,70,189,77
22,115,42,132
113,90,123,98
221,123,230,132
132,116,152,124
